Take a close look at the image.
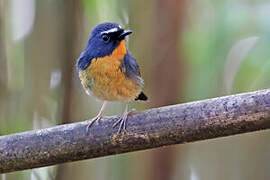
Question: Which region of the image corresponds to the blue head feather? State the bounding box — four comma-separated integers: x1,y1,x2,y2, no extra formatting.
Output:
77,22,123,71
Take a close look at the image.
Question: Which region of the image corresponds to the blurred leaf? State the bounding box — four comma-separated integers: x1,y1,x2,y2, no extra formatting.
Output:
10,0,35,42
30,166,58,180
82,0,97,16
223,36,259,93
234,38,270,92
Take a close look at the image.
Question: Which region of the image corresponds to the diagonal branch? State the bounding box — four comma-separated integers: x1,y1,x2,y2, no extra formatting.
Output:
1,89,270,173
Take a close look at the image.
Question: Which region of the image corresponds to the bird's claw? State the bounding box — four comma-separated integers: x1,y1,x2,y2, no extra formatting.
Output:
86,115,102,133
113,109,134,134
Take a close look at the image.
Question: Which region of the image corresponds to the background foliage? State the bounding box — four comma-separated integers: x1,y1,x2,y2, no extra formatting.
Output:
1,0,270,179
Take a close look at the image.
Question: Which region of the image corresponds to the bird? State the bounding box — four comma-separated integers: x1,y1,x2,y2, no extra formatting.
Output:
77,22,147,134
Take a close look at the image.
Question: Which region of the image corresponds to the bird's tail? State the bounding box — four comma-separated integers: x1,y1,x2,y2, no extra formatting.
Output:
135,92,148,101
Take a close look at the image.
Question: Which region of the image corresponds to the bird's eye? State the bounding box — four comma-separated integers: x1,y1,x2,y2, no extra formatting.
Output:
102,34,110,42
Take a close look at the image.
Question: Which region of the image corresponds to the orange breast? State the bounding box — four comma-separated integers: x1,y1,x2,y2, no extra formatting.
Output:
79,40,141,102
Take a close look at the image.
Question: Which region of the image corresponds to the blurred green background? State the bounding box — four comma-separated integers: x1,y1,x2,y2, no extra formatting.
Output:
1,0,270,179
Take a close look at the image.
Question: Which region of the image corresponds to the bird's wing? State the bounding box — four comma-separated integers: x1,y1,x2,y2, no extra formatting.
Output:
76,51,93,71
122,52,144,88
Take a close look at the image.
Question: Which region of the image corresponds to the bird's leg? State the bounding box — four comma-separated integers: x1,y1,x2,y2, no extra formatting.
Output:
86,101,107,132
113,104,134,134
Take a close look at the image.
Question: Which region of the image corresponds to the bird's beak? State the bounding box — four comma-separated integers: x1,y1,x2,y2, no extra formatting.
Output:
118,30,132,39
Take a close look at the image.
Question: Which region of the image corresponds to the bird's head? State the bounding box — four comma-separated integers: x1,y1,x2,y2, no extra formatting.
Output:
77,22,132,70
88,22,132,57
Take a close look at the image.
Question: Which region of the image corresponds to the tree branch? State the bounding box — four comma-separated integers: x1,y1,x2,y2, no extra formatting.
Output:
1,89,270,173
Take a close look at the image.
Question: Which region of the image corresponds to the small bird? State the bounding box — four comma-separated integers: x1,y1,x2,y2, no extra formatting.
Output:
77,22,147,133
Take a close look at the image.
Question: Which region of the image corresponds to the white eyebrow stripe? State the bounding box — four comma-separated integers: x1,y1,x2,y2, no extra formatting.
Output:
101,28,118,34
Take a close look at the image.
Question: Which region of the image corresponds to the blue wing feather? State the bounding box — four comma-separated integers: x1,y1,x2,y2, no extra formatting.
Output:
77,50,93,71
122,52,144,87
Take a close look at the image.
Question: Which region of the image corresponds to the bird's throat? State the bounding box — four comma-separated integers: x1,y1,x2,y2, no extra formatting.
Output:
111,40,127,59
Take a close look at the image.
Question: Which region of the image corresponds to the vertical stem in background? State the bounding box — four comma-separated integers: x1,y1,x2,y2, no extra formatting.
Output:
0,0,7,136
60,0,81,124
25,1,64,127
56,0,81,180
151,0,187,179
0,1,7,99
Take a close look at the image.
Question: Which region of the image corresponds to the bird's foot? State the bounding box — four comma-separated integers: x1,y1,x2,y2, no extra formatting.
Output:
113,108,135,134
86,113,103,133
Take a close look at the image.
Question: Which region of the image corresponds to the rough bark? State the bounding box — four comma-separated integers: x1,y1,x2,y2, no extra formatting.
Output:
1,89,270,173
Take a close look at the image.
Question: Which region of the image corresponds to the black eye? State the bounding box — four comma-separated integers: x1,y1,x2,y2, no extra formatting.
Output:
102,34,110,42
